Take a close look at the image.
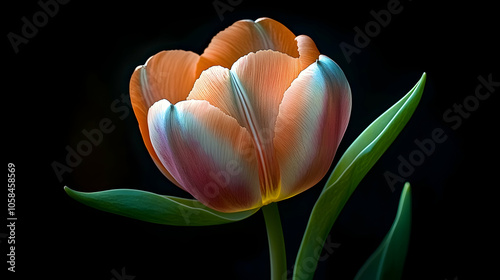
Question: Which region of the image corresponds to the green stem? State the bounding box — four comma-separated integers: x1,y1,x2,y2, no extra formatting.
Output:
262,202,287,280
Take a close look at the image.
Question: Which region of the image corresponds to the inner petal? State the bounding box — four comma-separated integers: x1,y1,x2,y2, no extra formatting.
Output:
230,50,302,132
188,50,302,204
228,70,281,204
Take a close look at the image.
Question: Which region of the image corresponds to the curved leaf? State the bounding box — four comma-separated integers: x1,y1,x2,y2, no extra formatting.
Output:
64,186,259,226
354,182,412,280
293,73,426,279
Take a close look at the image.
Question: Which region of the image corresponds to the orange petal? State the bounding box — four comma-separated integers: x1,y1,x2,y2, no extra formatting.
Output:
139,50,200,106
296,35,321,70
254,17,299,57
230,50,302,132
196,18,299,77
129,50,199,188
274,55,352,201
148,99,262,212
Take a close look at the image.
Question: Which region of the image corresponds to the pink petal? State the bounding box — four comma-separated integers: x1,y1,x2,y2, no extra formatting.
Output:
148,99,262,213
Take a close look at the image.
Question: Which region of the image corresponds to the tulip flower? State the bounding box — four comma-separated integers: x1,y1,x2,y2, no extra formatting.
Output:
129,17,352,213
65,16,426,280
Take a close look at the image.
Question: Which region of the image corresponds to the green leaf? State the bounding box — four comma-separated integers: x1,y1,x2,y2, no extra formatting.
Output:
354,182,412,280
64,186,259,226
293,73,426,280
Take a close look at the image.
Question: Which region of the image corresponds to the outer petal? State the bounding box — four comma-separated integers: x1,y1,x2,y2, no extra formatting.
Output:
254,17,301,57
130,50,199,188
274,55,352,200
196,17,300,77
296,35,321,71
132,50,200,107
148,99,262,213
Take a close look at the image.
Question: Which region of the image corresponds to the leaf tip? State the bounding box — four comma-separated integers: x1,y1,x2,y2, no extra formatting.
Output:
63,185,72,195
64,186,83,201
64,185,77,195
419,72,427,87
403,182,411,192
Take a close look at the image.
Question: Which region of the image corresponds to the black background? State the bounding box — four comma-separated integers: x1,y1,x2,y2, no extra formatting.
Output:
3,0,498,279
